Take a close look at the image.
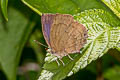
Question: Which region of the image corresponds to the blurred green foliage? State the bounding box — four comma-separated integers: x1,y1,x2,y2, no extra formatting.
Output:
0,0,120,80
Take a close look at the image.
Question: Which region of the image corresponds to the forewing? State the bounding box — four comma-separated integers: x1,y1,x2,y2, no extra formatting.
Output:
41,14,55,47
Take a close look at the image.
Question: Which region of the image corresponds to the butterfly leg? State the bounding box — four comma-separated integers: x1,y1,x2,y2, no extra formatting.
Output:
59,58,65,66
68,55,73,60
55,59,60,66
80,51,82,54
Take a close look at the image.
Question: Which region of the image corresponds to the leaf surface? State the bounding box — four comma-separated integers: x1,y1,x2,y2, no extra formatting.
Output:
38,9,120,80
102,0,120,19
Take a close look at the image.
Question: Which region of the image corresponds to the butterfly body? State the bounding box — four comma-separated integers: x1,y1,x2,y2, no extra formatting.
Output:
41,13,88,58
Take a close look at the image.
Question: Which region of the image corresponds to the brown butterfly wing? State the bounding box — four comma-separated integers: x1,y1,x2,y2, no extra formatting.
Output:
50,14,74,56
64,22,87,54
50,14,87,58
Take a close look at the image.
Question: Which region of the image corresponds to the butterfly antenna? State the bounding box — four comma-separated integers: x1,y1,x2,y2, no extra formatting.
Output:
34,40,48,48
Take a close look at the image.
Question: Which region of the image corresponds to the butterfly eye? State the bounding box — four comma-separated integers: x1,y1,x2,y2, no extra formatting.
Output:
84,33,88,38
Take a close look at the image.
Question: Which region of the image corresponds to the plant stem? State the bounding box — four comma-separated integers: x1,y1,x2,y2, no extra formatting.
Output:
96,58,104,80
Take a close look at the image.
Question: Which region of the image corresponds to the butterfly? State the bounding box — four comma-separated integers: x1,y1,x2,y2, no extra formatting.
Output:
36,13,88,65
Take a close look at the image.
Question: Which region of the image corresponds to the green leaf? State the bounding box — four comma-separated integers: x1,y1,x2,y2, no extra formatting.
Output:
22,0,107,15
1,0,8,21
38,9,120,80
22,0,80,15
0,7,35,80
102,0,120,19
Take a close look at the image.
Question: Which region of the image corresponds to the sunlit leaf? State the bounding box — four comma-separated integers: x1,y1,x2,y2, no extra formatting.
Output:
38,9,120,80
22,0,106,15
22,0,80,15
102,0,120,19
